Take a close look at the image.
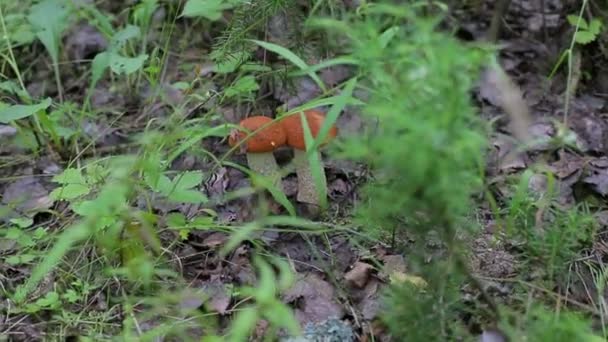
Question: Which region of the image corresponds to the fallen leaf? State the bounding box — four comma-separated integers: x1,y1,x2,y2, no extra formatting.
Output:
2,177,53,217
344,261,374,288
569,112,608,154
329,178,350,199
357,279,381,320
283,272,344,325
488,134,527,174
379,254,406,280
205,284,232,315
201,232,228,249
583,157,608,196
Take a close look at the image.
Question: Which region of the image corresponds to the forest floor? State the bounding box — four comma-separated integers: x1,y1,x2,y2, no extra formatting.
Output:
2,0,608,341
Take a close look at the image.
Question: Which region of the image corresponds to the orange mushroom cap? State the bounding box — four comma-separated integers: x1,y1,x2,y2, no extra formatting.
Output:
228,116,287,153
280,110,338,150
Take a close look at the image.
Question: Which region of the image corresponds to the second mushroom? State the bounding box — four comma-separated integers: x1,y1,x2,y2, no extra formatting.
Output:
280,109,338,206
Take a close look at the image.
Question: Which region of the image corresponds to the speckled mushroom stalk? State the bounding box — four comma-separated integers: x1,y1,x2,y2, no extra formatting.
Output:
280,110,338,206
228,116,286,191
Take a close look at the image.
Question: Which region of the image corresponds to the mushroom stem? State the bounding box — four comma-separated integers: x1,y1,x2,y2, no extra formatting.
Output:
246,152,283,191
293,149,326,205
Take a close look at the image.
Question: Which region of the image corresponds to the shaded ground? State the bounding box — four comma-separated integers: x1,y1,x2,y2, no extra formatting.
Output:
2,0,608,341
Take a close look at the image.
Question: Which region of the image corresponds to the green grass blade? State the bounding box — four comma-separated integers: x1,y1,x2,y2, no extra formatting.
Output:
250,39,327,92
300,112,328,209
310,77,358,152
0,97,52,123
13,223,91,303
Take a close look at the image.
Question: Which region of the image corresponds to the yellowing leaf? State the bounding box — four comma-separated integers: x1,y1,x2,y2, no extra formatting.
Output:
390,271,428,288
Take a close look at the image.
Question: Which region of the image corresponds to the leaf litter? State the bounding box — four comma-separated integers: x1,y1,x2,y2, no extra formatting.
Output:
7,1,608,341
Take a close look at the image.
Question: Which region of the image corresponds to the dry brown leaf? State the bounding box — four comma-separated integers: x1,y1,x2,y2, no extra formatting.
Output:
344,261,374,288
283,272,344,325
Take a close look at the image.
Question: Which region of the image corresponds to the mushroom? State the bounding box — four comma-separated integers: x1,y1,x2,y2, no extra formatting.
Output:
228,116,286,190
280,110,338,206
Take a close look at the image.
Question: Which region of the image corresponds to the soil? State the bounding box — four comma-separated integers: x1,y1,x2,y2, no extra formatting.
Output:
2,1,608,341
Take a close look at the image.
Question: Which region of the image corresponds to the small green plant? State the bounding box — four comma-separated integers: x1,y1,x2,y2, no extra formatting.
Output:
309,2,497,338
499,170,597,279
88,25,149,94
567,14,603,45
180,0,241,21
499,305,605,341
27,0,72,102
381,261,469,340
0,0,35,51
222,256,299,341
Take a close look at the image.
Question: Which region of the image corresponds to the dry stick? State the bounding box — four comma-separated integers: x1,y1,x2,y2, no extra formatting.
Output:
487,0,512,42
540,0,548,43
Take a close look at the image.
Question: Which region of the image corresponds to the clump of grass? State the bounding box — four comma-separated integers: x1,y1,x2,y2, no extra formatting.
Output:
497,169,597,279
499,305,605,341
309,2,496,337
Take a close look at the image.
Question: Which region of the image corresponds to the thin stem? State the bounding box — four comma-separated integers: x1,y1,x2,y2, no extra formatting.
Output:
487,0,512,42
0,5,27,94
53,60,64,102
564,0,588,125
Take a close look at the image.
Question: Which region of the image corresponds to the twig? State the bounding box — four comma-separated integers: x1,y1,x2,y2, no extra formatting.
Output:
487,0,512,42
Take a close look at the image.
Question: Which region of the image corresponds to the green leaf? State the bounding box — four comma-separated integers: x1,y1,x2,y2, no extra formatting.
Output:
52,168,86,185
588,18,603,35
14,223,91,303
63,289,81,303
50,184,90,200
90,52,110,89
109,25,141,51
10,217,33,228
35,291,60,308
6,254,36,265
250,39,327,92
5,227,22,240
109,54,148,75
0,98,52,123
51,168,90,200
228,307,258,342
148,171,208,204
166,212,186,227
180,0,235,21
224,75,259,98
132,0,159,27
173,171,204,190
27,0,71,64
168,189,208,204
379,26,400,48
574,30,596,45
567,14,588,30
72,201,116,228
0,80,29,100
33,228,47,240
223,161,296,216
213,51,249,74
146,174,173,194
289,56,359,77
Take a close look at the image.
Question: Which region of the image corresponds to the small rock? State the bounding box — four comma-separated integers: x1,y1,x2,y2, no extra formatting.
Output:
2,177,53,217
0,125,17,139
